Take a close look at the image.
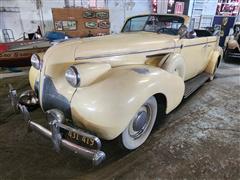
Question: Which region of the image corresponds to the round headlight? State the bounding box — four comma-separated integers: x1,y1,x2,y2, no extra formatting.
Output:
31,54,40,70
65,66,80,87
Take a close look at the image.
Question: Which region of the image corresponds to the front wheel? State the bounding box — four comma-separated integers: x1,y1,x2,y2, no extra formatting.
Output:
120,96,158,150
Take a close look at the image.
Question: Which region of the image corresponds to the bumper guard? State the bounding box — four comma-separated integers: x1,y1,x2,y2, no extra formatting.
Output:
8,84,106,166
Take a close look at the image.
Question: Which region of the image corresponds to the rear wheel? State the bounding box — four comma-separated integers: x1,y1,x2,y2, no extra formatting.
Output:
209,57,221,81
120,96,158,150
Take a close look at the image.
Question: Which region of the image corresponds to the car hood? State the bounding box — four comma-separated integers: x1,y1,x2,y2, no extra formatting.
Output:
73,32,177,60
43,31,177,66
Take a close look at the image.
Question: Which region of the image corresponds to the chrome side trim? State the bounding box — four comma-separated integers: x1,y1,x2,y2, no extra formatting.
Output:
75,46,178,60
75,40,217,60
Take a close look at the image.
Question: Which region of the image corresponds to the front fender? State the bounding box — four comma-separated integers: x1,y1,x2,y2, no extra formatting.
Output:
71,65,184,140
29,66,40,91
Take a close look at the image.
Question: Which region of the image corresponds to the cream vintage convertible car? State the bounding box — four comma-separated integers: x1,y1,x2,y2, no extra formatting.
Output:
9,14,222,165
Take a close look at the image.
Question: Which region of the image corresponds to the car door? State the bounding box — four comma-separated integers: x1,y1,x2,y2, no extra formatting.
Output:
179,37,209,81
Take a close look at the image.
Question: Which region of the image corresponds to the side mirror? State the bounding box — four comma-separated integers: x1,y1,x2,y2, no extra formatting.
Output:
213,30,221,36
178,25,188,39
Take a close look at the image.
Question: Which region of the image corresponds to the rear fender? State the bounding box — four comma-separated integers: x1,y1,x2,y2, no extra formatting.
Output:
205,47,223,75
71,65,184,140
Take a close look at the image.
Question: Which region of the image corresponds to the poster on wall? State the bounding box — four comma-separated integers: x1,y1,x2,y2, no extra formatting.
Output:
174,2,184,14
62,21,77,30
55,21,63,31
213,16,236,46
216,0,240,16
167,0,188,14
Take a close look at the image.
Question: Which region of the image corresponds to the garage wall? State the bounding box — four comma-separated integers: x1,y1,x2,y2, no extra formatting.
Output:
0,0,151,41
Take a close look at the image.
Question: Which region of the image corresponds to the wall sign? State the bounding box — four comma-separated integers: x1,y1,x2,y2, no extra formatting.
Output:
175,2,184,14
216,0,240,16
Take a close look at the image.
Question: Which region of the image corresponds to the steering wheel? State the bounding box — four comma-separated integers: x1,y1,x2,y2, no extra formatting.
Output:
157,28,177,35
157,27,167,33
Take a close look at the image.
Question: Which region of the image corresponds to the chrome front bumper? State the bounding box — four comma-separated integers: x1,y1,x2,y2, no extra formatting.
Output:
8,85,106,166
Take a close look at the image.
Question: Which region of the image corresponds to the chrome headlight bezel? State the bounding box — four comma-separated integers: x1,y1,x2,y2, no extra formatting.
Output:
31,54,41,70
65,66,81,87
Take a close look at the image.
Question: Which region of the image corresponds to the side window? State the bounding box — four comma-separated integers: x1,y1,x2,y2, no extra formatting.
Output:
123,20,131,32
130,16,148,31
122,16,149,32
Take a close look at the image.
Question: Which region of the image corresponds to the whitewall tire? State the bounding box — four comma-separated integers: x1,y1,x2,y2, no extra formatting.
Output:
121,96,158,150
209,63,218,81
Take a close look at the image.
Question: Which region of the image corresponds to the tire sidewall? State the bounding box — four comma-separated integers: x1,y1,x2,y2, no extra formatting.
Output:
121,96,158,150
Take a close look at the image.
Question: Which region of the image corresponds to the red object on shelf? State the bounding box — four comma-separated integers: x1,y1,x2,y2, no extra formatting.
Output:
152,0,158,13
0,44,9,53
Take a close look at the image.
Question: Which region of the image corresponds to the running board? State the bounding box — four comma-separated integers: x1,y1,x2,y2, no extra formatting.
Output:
184,72,211,98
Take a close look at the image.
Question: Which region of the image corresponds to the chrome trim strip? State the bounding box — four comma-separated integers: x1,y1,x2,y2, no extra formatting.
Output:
75,46,178,60
184,42,207,47
75,40,217,60
182,41,217,48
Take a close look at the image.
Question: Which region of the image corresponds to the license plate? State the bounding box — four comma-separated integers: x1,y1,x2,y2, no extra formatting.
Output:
67,130,96,147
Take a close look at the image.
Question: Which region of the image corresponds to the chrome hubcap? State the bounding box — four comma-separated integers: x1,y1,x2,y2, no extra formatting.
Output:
129,105,151,139
19,90,38,106
133,111,148,131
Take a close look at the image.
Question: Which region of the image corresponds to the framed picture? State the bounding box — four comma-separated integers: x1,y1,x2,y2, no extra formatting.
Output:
83,11,95,18
98,21,110,29
96,12,109,19
62,21,77,30
55,21,63,31
85,21,98,29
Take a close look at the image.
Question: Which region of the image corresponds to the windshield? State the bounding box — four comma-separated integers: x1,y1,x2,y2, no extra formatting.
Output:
122,15,185,35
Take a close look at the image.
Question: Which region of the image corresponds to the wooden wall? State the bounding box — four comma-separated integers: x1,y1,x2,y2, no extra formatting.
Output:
52,7,110,37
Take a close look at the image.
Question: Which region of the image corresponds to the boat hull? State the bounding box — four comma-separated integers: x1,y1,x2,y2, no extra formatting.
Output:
0,47,48,67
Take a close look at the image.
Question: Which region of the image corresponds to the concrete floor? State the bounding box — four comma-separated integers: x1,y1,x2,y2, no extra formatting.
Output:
0,61,239,179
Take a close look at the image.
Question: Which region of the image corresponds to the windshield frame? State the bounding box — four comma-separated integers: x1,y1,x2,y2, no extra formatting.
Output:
121,14,185,34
